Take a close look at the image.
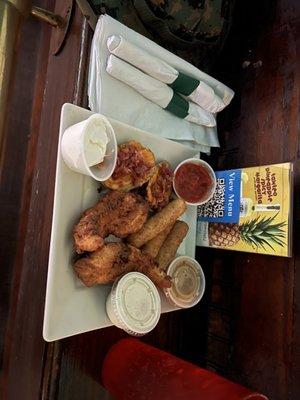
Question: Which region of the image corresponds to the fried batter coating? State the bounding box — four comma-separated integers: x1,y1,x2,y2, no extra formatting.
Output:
74,242,171,289
73,191,148,253
156,220,189,270
128,198,186,248
146,161,173,210
142,223,174,258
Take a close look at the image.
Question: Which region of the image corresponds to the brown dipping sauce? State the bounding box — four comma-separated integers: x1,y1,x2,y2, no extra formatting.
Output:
174,162,213,203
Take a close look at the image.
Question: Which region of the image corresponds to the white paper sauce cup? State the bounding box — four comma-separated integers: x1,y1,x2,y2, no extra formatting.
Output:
61,114,117,181
106,272,161,336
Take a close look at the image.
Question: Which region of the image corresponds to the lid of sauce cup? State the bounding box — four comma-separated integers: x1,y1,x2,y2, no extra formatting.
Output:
164,256,205,309
106,272,161,336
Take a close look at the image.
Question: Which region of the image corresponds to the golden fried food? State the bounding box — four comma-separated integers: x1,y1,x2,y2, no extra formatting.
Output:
146,161,173,210
156,221,189,270
142,223,174,258
73,191,148,253
104,141,156,191
74,242,171,289
128,198,186,248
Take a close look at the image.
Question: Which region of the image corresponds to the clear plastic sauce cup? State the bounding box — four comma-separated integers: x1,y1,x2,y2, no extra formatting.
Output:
106,272,161,336
164,256,205,308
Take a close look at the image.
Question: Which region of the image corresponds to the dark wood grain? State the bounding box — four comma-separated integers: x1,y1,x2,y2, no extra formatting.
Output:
1,3,87,399
0,0,55,391
204,0,300,399
0,0,50,372
291,162,300,400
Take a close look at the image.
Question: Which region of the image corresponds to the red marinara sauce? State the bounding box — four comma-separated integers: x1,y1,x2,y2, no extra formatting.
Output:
174,162,213,203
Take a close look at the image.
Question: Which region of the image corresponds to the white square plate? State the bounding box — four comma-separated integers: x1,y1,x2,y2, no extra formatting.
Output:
43,103,198,342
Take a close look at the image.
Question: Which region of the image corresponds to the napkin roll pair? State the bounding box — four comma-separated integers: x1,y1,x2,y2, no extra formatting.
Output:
106,55,216,128
107,35,227,114
88,15,234,154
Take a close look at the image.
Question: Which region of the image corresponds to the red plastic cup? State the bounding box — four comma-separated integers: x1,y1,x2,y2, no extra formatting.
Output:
102,338,268,400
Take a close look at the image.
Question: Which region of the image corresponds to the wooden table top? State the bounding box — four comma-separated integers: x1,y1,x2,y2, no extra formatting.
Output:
0,0,299,399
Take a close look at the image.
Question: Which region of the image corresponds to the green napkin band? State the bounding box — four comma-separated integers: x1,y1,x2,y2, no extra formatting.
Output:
169,72,200,96
165,92,189,118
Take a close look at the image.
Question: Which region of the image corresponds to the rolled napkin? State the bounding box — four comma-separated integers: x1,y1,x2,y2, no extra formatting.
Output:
107,35,229,113
106,55,216,128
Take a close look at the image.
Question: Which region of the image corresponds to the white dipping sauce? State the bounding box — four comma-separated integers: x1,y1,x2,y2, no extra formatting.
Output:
84,118,108,167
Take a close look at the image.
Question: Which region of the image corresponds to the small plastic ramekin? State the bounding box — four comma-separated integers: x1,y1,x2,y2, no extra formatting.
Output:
106,272,161,336
163,256,206,309
173,158,216,206
61,114,117,181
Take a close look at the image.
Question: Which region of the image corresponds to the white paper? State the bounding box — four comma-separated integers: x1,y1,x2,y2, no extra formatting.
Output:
106,54,172,108
107,35,177,84
106,55,216,128
107,34,230,112
88,15,221,153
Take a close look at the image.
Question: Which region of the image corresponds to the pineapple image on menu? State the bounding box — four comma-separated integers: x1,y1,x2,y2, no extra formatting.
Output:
197,163,293,257
208,214,286,251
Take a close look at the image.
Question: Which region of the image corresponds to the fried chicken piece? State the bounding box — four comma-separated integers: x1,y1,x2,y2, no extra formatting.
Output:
73,191,149,253
74,242,171,289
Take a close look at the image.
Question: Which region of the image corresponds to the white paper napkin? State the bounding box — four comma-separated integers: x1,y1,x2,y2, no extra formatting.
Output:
107,34,228,113
106,55,216,128
88,15,228,154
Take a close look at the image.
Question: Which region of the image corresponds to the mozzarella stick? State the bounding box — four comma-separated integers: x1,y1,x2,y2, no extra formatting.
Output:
156,221,189,270
128,198,186,248
142,223,174,258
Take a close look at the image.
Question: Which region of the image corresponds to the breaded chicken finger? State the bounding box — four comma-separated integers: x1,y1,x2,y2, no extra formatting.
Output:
128,199,186,248
74,243,171,289
142,222,174,258
156,220,189,270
